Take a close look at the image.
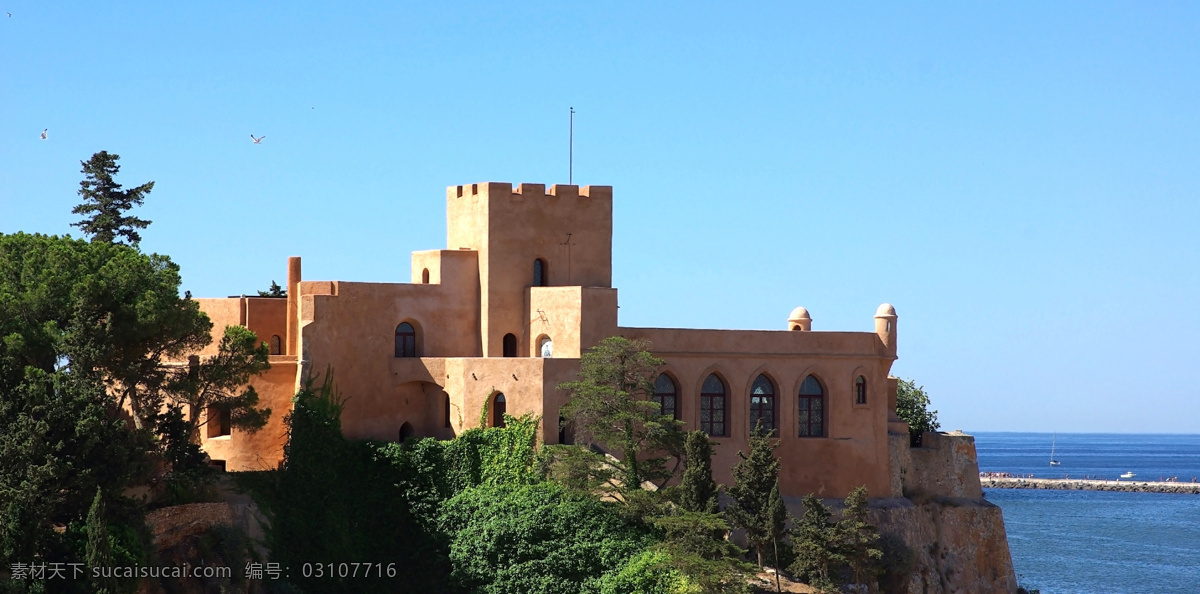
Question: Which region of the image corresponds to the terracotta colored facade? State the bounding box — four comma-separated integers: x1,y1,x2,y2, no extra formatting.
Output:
193,182,910,498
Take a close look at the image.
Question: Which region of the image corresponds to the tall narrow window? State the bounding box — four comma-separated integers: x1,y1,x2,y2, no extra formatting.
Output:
855,376,867,405
395,322,417,357
206,406,231,438
502,333,517,357
443,394,452,428
533,259,547,287
558,414,574,445
421,268,430,284
653,373,678,419
798,375,824,437
700,374,727,437
750,374,777,434
492,393,507,427
269,335,282,356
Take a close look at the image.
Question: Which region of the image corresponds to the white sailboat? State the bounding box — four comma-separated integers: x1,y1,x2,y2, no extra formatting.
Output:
1049,433,1061,466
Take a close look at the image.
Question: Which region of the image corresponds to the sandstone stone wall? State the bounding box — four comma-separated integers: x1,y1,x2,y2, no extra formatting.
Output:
879,430,1017,593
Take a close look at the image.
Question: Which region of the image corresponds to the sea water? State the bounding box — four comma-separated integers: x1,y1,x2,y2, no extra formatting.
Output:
974,432,1200,593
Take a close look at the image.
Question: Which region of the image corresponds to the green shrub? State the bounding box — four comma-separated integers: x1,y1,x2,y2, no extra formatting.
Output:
439,482,653,594
596,549,687,594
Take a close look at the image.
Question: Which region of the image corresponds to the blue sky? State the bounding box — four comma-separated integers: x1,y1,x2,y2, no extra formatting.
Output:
2,2,1197,433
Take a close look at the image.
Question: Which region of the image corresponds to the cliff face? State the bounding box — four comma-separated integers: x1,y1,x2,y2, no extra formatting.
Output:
880,430,1018,594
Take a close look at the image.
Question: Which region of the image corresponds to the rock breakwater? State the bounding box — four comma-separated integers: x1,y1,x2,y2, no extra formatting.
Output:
980,476,1200,494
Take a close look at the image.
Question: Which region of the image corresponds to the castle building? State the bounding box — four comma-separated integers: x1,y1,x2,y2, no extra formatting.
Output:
193,182,910,498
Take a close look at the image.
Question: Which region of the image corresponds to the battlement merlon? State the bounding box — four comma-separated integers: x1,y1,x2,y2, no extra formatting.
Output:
446,182,613,202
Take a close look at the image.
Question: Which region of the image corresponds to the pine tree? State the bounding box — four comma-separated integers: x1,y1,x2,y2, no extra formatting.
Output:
838,486,883,590
72,151,154,245
789,494,844,594
680,430,719,514
558,337,684,494
86,488,116,594
725,423,786,567
258,280,286,297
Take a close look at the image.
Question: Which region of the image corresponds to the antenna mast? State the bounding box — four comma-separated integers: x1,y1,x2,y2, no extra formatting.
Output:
569,107,574,185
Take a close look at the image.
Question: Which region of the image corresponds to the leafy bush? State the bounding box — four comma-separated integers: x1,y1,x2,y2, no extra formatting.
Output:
896,378,940,447
265,371,449,594
438,482,654,594
596,549,687,594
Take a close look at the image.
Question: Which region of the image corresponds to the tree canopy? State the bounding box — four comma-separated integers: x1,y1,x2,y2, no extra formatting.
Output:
164,324,271,439
725,423,786,568
71,151,154,245
896,378,940,447
557,337,684,494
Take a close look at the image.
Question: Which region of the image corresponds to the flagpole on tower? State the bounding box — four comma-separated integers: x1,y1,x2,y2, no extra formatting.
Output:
569,107,574,185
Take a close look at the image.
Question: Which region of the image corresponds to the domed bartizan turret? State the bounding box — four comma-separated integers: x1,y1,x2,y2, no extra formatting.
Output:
874,303,897,357
788,307,812,331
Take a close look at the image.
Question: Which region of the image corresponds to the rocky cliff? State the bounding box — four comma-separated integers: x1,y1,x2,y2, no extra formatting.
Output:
879,429,1018,594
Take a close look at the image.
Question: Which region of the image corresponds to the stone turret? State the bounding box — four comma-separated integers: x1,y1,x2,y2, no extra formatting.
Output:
787,306,811,331
874,303,897,358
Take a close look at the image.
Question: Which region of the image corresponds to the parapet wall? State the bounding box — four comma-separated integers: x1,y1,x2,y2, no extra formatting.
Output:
892,430,985,499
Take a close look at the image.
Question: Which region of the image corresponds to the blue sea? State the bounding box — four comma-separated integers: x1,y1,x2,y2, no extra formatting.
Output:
974,433,1200,594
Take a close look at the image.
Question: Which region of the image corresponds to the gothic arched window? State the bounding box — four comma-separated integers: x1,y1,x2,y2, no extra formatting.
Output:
654,373,678,419
700,374,727,437
798,375,825,437
750,374,777,434
855,375,867,405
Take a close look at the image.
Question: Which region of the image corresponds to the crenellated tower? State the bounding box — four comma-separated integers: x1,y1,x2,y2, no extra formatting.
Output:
445,182,614,357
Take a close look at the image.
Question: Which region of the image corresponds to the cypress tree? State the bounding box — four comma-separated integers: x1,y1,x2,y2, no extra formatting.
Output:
86,488,116,594
789,494,843,593
72,151,154,245
725,423,785,568
679,430,719,514
839,486,883,590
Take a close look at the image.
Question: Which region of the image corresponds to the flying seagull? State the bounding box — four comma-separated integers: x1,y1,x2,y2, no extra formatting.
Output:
40,129,47,140
250,134,265,144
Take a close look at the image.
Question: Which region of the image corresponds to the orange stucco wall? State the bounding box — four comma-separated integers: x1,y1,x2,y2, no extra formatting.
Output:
185,181,903,499
198,357,297,471
621,325,894,497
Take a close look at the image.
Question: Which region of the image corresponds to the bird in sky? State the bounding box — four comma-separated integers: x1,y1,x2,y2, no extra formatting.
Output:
40,129,47,140
250,134,265,144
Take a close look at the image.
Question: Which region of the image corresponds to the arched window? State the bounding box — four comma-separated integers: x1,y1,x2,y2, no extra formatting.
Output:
798,375,824,437
855,376,867,405
421,268,430,284
399,422,414,441
269,335,282,356
443,394,452,428
492,393,507,428
700,374,727,436
653,373,678,419
395,322,417,357
533,259,547,287
750,374,776,434
539,337,553,358
502,333,517,357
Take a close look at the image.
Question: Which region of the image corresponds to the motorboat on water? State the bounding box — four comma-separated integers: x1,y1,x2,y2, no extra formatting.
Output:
1120,471,1136,479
